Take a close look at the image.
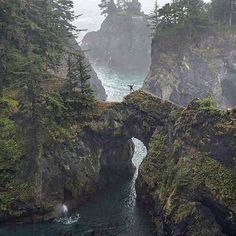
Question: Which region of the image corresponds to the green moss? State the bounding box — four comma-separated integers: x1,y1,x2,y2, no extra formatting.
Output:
0,95,22,171
187,97,217,111
0,95,34,212
172,202,194,224
137,97,236,234
124,90,180,120
0,180,33,211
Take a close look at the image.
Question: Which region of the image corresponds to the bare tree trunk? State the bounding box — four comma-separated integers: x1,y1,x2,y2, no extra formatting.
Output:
229,0,232,26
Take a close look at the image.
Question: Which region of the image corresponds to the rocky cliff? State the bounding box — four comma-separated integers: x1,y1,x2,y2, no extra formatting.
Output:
0,91,180,224
1,91,235,235
0,100,134,223
136,98,236,235
81,13,151,72
143,30,236,108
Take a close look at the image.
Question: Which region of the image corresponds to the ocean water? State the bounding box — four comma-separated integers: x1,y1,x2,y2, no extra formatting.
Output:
0,67,153,236
94,65,147,102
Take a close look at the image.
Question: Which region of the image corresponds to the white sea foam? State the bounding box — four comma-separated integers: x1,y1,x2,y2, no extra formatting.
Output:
55,214,80,225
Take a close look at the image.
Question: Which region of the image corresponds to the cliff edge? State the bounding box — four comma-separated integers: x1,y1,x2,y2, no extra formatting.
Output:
143,30,236,108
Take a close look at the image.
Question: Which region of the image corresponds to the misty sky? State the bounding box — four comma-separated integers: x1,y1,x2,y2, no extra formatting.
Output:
73,0,210,41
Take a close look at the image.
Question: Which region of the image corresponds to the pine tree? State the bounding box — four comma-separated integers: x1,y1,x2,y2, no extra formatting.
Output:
158,3,173,26
116,0,123,10
127,0,141,14
149,1,159,34
99,0,117,15
62,51,95,118
209,0,236,25
0,0,77,165
156,0,210,37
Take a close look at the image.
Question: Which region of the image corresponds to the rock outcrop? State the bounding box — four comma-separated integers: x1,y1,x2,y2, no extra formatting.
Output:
0,91,235,236
143,31,236,108
136,98,236,235
0,91,179,224
81,12,151,73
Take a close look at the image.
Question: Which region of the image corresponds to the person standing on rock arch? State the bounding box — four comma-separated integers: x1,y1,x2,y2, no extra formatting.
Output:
128,84,134,92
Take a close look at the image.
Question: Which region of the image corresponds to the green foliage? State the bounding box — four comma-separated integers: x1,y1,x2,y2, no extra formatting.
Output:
138,99,236,234
187,97,216,111
99,0,142,16
149,0,236,38
40,92,70,141
0,180,33,211
209,0,236,25
0,95,29,211
149,0,210,38
61,52,96,119
0,0,98,215
0,96,22,161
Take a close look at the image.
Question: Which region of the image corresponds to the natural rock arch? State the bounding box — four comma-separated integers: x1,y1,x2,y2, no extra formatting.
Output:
81,91,181,185
2,90,235,233
42,91,180,219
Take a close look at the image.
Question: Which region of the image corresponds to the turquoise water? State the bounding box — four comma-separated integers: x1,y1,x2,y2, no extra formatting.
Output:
94,66,147,102
0,67,153,236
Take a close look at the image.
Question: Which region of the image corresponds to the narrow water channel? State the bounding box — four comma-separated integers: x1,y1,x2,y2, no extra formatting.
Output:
0,67,153,236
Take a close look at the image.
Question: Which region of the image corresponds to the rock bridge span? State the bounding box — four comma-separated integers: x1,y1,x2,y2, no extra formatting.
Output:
82,91,182,184
89,91,181,146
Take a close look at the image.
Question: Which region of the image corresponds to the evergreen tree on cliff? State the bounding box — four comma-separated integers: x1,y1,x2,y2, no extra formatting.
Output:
210,0,236,25
126,0,141,14
156,0,210,37
0,0,86,198
149,1,159,34
99,0,117,15
62,52,95,118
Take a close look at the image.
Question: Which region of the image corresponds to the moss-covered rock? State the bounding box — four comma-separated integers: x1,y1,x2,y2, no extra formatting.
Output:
0,96,33,217
136,97,236,235
1,90,235,234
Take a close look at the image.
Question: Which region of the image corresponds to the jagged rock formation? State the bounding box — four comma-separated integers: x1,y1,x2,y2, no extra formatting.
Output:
0,91,177,223
0,91,235,235
81,12,151,72
143,31,236,108
136,97,236,235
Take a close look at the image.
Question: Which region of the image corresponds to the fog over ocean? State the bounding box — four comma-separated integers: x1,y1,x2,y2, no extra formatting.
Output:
73,0,169,40
73,0,210,41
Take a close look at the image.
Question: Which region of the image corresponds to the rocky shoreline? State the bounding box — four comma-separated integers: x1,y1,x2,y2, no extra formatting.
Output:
1,91,235,236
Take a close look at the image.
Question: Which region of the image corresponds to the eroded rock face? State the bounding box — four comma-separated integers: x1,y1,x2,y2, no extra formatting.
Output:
81,13,151,73
0,91,235,235
136,98,236,235
143,32,236,108
0,118,135,223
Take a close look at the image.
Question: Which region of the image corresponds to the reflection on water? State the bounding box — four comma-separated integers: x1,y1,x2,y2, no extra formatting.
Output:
0,67,153,236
